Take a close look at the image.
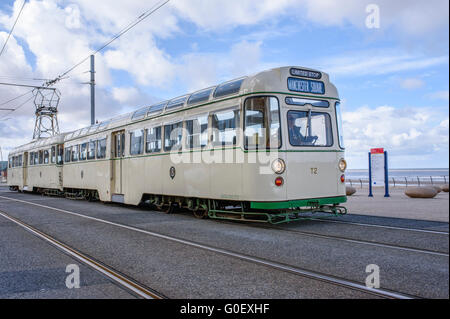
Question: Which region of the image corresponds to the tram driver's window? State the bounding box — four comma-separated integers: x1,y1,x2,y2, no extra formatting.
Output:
287,111,333,147
211,108,239,146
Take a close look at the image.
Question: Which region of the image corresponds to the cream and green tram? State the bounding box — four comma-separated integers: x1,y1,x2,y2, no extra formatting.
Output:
9,66,347,223
57,66,347,223
8,135,65,193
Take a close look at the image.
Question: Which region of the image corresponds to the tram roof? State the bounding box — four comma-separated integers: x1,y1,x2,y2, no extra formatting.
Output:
12,66,337,150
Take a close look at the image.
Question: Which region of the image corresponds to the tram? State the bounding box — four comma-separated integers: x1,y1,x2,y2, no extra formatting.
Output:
8,66,347,224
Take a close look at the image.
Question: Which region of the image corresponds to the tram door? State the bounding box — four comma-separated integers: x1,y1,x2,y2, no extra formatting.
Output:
112,130,125,195
23,152,28,188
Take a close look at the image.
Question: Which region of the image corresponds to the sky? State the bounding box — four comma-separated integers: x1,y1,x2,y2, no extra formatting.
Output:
0,0,448,169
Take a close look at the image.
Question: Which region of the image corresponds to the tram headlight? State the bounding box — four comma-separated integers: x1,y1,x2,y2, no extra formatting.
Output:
271,159,286,174
339,158,347,172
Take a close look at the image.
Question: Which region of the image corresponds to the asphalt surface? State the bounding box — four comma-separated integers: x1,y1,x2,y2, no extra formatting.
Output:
0,185,448,299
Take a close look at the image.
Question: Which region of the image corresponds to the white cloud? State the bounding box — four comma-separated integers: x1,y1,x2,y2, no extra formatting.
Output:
318,50,448,77
400,78,425,90
0,0,448,162
342,105,449,168
112,87,139,104
427,90,449,101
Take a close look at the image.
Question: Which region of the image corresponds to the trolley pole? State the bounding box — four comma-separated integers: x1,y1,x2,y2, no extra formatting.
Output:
90,55,96,125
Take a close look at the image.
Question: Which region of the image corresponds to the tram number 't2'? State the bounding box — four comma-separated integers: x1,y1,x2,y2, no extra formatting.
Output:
310,168,318,175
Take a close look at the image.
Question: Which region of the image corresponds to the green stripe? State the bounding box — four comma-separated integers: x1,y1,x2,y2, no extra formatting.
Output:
250,196,347,210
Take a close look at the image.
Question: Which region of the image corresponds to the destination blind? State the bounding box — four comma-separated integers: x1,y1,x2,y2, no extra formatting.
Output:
287,78,325,94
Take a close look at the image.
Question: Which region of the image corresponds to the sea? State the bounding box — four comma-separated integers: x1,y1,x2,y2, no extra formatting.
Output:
347,168,449,183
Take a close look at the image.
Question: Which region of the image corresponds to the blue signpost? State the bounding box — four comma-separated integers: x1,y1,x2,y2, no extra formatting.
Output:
368,148,390,197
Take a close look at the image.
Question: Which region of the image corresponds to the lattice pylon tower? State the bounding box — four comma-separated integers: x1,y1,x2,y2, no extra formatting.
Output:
32,88,61,140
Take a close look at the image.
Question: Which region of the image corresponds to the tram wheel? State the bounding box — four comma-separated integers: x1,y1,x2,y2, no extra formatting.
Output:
193,209,208,219
162,203,177,214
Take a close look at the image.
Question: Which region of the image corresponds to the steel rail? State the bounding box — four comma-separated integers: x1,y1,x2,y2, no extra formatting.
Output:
313,218,449,235
0,209,164,299
0,195,416,299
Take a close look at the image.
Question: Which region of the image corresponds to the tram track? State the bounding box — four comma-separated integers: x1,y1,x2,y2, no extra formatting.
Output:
240,223,450,257
0,209,165,300
0,194,419,299
313,218,449,235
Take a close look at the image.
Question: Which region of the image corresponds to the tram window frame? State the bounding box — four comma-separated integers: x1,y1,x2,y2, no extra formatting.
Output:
146,127,162,154
44,149,49,164
285,97,329,108
64,148,71,163
188,88,214,105
96,138,107,159
39,150,44,165
166,96,188,111
57,145,64,165
80,143,88,161
51,146,56,164
71,145,79,162
211,108,240,147
164,122,183,152
87,141,96,160
287,110,334,147
213,78,245,99
335,102,345,149
185,114,209,149
130,129,145,155
244,96,282,150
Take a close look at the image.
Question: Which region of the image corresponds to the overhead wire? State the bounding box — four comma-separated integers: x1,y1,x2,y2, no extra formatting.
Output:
45,0,170,87
0,0,27,58
1,0,170,120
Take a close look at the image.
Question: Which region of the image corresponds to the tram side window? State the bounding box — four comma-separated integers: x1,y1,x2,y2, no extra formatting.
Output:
39,150,44,165
57,145,64,165
34,151,39,165
80,143,87,161
51,146,56,163
87,141,96,160
97,138,107,159
164,122,183,152
130,130,144,155
185,115,208,149
287,111,333,147
30,153,34,166
146,127,162,153
244,97,281,149
44,149,49,164
71,145,79,162
211,108,240,146
64,148,71,163
19,155,23,167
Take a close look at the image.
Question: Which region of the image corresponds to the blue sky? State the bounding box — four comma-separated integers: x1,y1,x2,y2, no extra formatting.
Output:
0,0,448,168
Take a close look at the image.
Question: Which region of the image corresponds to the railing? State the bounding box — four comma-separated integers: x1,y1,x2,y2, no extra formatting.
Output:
347,176,449,188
